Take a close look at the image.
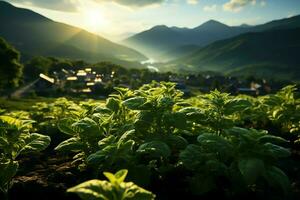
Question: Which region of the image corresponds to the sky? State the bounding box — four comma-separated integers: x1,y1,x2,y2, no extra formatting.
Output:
5,0,300,41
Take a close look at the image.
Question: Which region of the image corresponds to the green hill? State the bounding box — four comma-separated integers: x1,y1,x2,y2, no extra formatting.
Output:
124,15,300,61
170,27,300,80
160,44,200,61
123,20,247,60
0,1,147,68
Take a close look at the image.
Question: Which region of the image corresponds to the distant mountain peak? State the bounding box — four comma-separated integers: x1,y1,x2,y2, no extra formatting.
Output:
205,19,223,24
240,23,252,28
194,20,229,31
150,25,170,30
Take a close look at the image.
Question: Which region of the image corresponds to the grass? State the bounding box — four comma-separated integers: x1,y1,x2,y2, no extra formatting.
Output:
0,97,57,111
0,96,107,112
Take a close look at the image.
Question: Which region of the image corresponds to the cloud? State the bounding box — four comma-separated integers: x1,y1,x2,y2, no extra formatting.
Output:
203,4,217,12
260,1,266,7
223,0,265,12
186,0,198,5
94,0,165,7
8,0,167,12
8,0,80,12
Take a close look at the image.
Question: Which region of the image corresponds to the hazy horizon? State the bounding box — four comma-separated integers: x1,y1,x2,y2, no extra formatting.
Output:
4,0,300,42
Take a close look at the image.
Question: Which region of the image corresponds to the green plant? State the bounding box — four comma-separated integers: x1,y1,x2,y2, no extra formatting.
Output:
187,90,252,134
0,115,50,194
55,116,105,169
179,127,291,196
265,86,300,134
55,82,188,171
67,169,155,200
51,83,298,199
86,131,135,171
54,89,135,170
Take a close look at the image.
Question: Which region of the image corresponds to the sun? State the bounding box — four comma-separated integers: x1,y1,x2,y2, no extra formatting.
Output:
84,9,106,32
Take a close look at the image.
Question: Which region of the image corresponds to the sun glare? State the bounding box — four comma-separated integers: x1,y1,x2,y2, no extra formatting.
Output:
84,9,106,32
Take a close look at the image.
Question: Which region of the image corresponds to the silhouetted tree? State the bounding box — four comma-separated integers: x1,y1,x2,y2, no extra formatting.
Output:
24,56,52,80
0,37,23,90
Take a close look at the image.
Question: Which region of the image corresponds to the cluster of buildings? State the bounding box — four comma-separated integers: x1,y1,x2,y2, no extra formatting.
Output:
169,74,273,96
34,67,280,97
37,68,116,95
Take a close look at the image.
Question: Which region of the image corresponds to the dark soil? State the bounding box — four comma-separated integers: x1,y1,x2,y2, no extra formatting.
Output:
6,152,82,200
1,140,300,200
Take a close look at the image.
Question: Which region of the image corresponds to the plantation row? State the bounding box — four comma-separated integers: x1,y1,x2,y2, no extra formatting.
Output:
1,82,300,199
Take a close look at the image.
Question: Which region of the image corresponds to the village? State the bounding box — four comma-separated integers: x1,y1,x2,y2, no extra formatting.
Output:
32,66,288,98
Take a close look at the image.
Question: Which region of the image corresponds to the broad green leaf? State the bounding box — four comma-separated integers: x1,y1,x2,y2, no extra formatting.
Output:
158,97,174,109
163,112,187,129
264,166,291,196
88,137,133,167
0,116,24,128
135,111,154,128
68,170,155,200
225,127,251,137
103,172,117,185
162,135,188,150
73,152,85,160
114,169,128,183
94,106,112,114
118,130,135,145
73,118,101,138
123,97,147,110
86,145,117,166
137,141,171,158
178,107,206,123
258,135,288,144
0,136,9,148
55,137,84,152
136,111,154,122
119,140,135,152
103,169,128,185
197,133,233,159
18,133,51,155
238,158,265,184
263,143,291,158
179,106,201,112
175,102,192,107
121,182,155,200
58,118,77,136
178,107,201,114
224,99,252,115
67,180,114,200
0,160,18,193
106,98,120,112
179,144,205,170
98,135,116,148
73,118,98,131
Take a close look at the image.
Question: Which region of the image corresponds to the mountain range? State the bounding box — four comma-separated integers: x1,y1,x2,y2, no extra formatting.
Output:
124,15,300,61
0,1,146,68
165,27,300,80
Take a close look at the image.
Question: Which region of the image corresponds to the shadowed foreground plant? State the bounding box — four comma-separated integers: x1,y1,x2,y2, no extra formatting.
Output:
67,169,156,200
0,115,50,196
179,127,291,197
